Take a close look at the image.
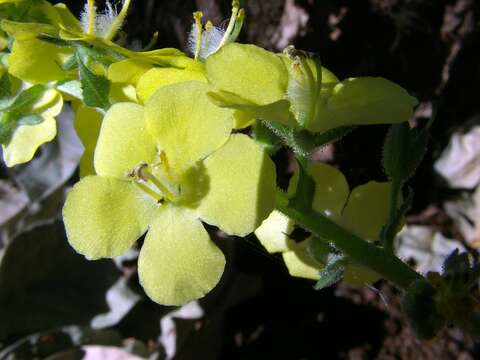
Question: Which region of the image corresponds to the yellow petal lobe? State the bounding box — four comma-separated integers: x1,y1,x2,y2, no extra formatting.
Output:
145,81,232,173
206,43,288,105
74,105,103,177
197,134,276,236
63,175,156,259
309,162,349,221
341,181,392,242
94,103,157,178
255,210,294,253
8,38,71,84
137,67,206,104
138,206,225,305
282,240,323,280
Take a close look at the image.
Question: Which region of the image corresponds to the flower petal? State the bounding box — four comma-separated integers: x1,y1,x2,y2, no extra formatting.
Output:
206,43,288,106
2,116,56,167
8,38,71,84
282,240,323,280
74,105,103,177
133,50,194,68
341,181,392,241
309,162,349,221
310,77,418,133
145,81,232,173
63,175,157,259
109,83,138,103
138,205,225,305
54,3,83,32
107,59,152,85
136,66,206,104
233,111,255,129
196,134,276,236
255,210,294,253
94,102,157,178
207,90,297,128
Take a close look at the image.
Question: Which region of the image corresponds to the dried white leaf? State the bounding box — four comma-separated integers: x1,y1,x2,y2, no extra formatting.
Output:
434,126,480,189
395,225,465,274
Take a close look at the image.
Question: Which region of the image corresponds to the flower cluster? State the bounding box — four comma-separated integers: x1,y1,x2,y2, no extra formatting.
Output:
1,0,419,305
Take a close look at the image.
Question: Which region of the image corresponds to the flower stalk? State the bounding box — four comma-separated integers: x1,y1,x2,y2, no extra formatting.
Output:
275,190,423,290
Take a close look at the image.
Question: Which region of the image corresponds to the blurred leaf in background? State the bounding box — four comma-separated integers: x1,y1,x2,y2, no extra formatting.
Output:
0,221,119,338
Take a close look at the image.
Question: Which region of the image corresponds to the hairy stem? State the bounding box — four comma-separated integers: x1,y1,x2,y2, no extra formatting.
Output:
276,190,423,290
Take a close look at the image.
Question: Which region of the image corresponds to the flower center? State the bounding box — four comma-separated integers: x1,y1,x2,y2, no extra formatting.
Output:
127,152,210,208
129,160,180,204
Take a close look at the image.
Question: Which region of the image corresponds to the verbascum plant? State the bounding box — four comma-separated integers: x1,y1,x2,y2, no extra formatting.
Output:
4,0,477,340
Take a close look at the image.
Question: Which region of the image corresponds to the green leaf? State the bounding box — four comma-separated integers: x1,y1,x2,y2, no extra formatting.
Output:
56,79,83,100
62,53,78,70
402,279,445,339
252,120,281,154
1,84,46,112
0,326,123,359
16,113,43,126
380,185,413,248
291,130,316,156
0,93,46,145
314,253,345,290
382,122,429,183
0,70,11,99
78,43,125,65
308,236,337,264
263,121,314,159
442,249,480,290
76,48,110,110
314,125,355,146
37,34,72,48
443,249,470,275
289,159,315,213
0,222,119,338
0,113,15,144
11,106,83,200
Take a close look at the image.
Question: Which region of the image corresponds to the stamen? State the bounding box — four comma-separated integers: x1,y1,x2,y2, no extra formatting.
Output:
141,168,178,201
104,0,132,40
134,181,163,202
142,31,159,51
193,11,204,61
227,8,245,43
205,20,213,31
216,0,240,50
87,0,97,35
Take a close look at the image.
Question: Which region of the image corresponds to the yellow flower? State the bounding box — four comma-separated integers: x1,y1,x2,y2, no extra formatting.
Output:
63,81,276,305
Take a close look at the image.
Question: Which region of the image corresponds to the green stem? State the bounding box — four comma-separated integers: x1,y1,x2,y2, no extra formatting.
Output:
264,121,314,159
276,190,423,290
